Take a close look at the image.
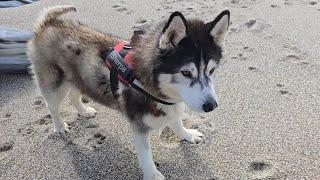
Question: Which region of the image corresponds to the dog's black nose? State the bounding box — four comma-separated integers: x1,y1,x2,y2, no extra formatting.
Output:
202,101,218,112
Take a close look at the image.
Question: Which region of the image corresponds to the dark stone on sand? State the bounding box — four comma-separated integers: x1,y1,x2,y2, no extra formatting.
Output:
155,161,160,167
248,66,257,71
245,20,256,28
5,113,11,118
0,141,14,152
249,161,270,172
279,90,289,95
309,1,317,5
231,0,240,3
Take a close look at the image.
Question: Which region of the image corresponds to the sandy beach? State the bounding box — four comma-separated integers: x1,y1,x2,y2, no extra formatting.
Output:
1,0,320,179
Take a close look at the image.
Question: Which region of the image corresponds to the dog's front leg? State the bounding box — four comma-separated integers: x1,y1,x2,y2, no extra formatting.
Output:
132,128,164,180
169,117,204,143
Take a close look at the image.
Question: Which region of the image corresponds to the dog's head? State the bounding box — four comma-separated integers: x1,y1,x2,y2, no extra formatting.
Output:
151,10,230,112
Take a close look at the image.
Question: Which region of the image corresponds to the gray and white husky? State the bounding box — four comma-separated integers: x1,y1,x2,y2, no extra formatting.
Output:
27,6,230,179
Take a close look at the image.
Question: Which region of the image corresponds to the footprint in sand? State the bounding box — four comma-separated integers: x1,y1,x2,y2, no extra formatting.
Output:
81,97,89,104
159,127,185,147
135,17,147,24
248,161,276,179
245,20,256,28
89,132,106,149
282,54,309,65
160,127,177,142
231,52,247,60
283,1,293,6
35,114,51,126
276,83,284,88
276,84,290,95
34,96,45,110
5,113,11,118
18,125,35,136
0,141,14,152
112,5,131,14
245,19,272,33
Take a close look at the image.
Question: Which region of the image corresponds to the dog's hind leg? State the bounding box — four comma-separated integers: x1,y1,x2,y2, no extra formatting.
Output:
41,83,71,134
69,87,97,118
132,128,164,180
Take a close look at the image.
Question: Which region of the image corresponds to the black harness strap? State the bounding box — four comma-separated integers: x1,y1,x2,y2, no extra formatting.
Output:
109,67,119,98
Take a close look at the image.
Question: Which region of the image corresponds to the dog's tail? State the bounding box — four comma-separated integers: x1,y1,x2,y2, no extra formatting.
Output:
36,5,76,30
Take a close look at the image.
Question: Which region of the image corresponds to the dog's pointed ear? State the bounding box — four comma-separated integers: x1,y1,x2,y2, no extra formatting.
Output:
205,10,230,46
159,11,187,49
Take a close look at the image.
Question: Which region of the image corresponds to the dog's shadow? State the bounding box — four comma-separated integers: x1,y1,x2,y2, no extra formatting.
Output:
59,133,141,180
159,143,218,179
59,132,216,179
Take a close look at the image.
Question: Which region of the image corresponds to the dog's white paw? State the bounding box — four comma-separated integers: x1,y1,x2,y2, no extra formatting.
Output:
78,106,97,118
54,122,70,134
144,169,165,180
181,129,204,143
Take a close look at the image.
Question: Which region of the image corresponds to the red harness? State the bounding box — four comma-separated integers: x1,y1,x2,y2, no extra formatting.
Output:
100,41,174,105
104,41,135,86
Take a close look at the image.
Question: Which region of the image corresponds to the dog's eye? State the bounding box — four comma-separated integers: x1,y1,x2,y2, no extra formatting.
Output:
209,68,215,75
181,70,192,78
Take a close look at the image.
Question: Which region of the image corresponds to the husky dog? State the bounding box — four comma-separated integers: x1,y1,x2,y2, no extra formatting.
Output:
27,6,230,180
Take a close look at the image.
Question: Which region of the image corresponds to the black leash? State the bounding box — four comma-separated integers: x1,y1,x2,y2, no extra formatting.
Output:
129,81,174,105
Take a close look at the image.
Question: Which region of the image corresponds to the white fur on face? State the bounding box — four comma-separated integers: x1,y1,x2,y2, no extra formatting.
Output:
158,59,218,112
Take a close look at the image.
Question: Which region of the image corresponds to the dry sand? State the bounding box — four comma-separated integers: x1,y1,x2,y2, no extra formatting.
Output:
1,0,320,179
